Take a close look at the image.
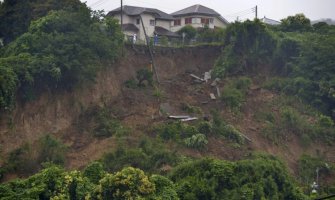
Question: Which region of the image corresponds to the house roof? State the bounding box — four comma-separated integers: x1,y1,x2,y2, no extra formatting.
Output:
155,26,180,38
171,4,219,17
171,4,229,24
261,16,280,25
107,5,174,20
122,23,139,32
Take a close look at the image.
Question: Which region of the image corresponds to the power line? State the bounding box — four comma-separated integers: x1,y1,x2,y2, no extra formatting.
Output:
89,0,107,7
223,7,254,17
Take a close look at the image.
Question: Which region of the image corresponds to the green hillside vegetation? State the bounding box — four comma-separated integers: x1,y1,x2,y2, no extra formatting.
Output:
0,156,309,200
0,1,123,111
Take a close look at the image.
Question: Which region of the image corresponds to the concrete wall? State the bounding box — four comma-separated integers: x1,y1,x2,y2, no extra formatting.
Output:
156,20,171,30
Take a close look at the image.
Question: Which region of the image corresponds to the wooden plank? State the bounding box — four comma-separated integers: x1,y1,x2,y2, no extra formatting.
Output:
169,115,190,119
190,74,205,82
181,117,198,122
216,86,221,97
240,133,252,142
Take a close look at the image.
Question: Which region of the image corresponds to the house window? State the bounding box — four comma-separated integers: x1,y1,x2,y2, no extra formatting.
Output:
150,19,156,26
201,18,210,24
185,17,192,24
174,19,181,26
136,18,140,25
209,18,214,24
192,18,200,24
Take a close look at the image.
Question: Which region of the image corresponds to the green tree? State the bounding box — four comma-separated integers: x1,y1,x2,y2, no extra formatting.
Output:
178,25,197,43
0,4,123,110
280,14,312,32
0,0,84,44
96,167,155,200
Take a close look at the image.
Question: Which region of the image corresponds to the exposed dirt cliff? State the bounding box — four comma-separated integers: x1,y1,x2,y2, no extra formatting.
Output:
0,45,334,180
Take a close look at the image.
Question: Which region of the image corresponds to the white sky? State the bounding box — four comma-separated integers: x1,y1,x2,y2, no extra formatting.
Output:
81,0,335,22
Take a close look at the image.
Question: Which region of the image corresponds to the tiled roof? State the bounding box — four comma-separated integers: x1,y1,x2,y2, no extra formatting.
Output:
108,5,174,20
171,4,220,17
122,23,139,32
155,26,180,37
261,17,280,25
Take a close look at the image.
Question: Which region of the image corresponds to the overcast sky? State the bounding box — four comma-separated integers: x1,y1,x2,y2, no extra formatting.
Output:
81,0,335,22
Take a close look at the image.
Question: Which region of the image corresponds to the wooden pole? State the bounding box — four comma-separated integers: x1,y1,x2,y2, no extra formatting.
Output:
139,16,160,84
121,0,124,56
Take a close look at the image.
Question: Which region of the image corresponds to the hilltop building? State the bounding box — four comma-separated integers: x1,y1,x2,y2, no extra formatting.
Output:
107,4,228,42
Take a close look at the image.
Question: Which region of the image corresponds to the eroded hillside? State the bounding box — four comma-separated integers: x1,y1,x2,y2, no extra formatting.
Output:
1,45,334,183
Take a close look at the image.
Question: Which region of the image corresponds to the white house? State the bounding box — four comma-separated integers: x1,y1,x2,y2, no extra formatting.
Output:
107,5,179,42
261,16,281,25
107,4,229,42
170,4,229,32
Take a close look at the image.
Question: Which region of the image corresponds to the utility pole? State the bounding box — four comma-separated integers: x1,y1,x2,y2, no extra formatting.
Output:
255,5,258,19
121,0,123,28
121,0,123,55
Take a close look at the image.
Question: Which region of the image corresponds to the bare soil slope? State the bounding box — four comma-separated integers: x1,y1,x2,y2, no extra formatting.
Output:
0,45,334,178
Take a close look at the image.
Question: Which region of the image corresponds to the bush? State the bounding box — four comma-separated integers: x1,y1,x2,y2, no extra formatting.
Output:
149,175,179,200
197,121,212,135
83,162,106,184
221,87,244,111
137,68,153,87
0,5,123,110
93,106,129,137
97,167,155,199
37,134,67,165
184,134,208,149
211,111,245,144
170,157,307,199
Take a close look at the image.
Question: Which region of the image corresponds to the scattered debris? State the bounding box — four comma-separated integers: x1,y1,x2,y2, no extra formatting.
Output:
210,93,216,100
201,101,209,104
169,115,190,119
169,115,198,122
181,117,198,122
216,86,221,98
204,71,211,82
190,74,205,82
211,78,221,87
240,133,252,142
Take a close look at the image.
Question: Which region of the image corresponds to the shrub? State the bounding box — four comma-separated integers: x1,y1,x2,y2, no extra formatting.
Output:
93,106,129,137
37,134,67,165
0,5,123,110
149,175,179,200
197,121,212,135
184,134,208,149
221,87,244,111
137,68,153,87
5,143,36,174
155,122,183,141
83,162,106,184
181,102,202,114
97,167,155,199
233,77,252,91
124,78,137,89
160,36,169,46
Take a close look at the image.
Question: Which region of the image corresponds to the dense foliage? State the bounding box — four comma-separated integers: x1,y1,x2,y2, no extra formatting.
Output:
213,16,335,118
0,157,310,200
0,2,123,111
0,0,84,44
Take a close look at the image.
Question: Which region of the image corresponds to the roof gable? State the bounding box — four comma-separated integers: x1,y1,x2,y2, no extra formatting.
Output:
171,4,220,17
107,5,174,20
